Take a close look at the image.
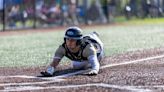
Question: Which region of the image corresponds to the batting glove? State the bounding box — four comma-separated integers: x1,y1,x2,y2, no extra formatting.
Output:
40,66,55,77
86,69,98,76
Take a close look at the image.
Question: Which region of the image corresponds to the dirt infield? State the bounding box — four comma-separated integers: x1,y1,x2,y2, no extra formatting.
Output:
0,47,164,92
0,23,124,36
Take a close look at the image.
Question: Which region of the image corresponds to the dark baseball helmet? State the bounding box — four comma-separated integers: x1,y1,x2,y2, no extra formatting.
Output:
64,27,83,45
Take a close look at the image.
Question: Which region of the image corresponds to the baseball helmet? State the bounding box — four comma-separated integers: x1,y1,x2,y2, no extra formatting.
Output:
64,27,83,45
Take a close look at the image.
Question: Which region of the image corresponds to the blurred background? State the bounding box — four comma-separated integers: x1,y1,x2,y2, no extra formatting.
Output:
0,0,164,31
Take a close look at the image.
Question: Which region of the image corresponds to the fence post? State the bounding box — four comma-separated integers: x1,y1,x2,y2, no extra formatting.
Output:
2,0,5,31
33,0,36,29
83,0,88,25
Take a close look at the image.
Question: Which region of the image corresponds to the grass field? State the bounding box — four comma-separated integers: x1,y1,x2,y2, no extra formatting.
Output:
0,18,164,67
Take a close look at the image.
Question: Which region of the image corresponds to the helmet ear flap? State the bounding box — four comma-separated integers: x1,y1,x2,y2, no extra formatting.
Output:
64,38,66,43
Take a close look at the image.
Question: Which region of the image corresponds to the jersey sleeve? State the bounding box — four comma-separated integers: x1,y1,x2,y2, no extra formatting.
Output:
53,45,65,60
83,44,100,72
83,44,97,58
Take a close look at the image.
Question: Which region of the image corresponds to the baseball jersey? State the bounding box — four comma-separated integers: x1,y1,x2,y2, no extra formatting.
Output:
53,32,103,62
54,41,97,61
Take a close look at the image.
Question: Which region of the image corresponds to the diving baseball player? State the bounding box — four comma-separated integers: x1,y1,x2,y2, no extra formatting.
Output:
41,26,104,76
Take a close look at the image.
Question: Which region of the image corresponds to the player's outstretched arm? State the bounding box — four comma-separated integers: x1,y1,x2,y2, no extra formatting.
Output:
40,58,61,77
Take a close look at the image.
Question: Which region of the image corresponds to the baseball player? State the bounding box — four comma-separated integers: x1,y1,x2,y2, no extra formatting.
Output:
41,26,104,77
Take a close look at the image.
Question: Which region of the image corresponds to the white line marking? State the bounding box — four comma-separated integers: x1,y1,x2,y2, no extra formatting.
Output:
129,85,164,88
4,54,164,80
0,80,61,86
5,75,66,81
2,83,152,92
101,54,164,69
8,75,39,79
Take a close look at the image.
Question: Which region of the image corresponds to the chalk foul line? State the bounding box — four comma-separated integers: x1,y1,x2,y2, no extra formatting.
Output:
2,83,152,92
6,54,164,80
101,54,164,69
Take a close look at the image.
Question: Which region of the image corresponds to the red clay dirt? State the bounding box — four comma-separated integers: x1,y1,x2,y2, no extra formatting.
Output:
0,47,164,92
0,23,125,36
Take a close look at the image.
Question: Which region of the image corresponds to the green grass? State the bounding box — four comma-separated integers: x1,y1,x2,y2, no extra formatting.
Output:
114,17,164,24
96,24,164,55
0,32,64,67
0,24,3,31
0,19,164,67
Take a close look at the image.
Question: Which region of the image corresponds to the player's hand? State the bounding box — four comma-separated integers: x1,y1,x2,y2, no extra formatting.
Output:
40,66,55,77
40,71,53,77
86,69,98,76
